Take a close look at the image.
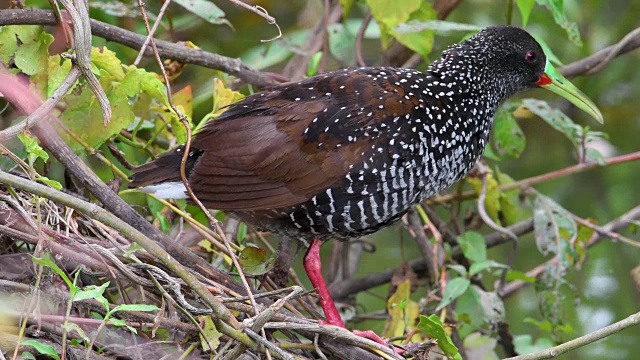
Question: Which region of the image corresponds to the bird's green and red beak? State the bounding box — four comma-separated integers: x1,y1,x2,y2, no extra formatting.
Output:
535,61,604,123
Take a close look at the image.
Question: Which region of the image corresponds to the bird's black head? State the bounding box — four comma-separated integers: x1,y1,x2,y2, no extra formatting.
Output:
461,25,603,122
475,26,546,85
432,25,603,122
431,26,549,100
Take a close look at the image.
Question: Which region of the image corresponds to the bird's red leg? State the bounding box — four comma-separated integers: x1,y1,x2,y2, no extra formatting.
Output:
303,238,345,327
304,239,405,355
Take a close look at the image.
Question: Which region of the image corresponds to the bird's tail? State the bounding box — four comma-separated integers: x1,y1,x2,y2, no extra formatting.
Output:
127,145,203,199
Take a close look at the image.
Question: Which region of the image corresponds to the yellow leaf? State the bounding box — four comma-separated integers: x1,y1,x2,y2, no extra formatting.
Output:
212,78,244,116
384,279,421,343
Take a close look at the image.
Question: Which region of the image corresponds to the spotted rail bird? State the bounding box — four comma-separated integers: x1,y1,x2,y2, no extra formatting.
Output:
129,25,602,333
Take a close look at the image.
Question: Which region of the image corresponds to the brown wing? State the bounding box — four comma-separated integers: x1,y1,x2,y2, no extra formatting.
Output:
129,68,428,211
187,68,425,211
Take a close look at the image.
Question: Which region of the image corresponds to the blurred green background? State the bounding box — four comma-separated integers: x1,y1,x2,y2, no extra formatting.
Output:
45,0,640,358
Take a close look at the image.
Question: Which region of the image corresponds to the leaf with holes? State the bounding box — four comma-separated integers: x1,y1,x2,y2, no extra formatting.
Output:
436,277,471,311
522,99,582,147
533,194,577,256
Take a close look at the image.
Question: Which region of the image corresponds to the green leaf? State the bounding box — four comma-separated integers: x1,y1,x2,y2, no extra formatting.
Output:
391,2,437,58
306,52,323,77
91,47,125,80
21,352,36,360
200,316,222,351
73,282,110,302
455,287,485,338
62,56,168,154
516,0,536,26
173,0,228,25
495,171,529,225
239,246,274,276
513,334,554,355
110,304,160,314
524,317,554,332
436,277,470,311
21,340,60,360
13,30,53,77
108,318,138,334
236,222,248,243
467,173,502,224
17,132,48,165
447,264,468,277
535,0,582,46
367,0,422,30
469,260,509,276
532,36,563,66
47,55,74,98
0,26,41,63
493,103,526,158
124,242,145,258
367,0,437,58
36,177,63,190
146,196,171,234
240,20,380,70
585,147,606,166
457,231,487,263
417,314,462,359
32,253,73,290
60,322,90,344
506,270,537,283
329,23,357,65
533,194,577,256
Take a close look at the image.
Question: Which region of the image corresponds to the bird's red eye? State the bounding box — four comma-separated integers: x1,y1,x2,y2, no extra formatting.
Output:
525,51,537,63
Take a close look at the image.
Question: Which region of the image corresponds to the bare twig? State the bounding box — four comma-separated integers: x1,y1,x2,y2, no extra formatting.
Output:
0,9,278,88
355,12,372,67
225,0,281,43
134,0,172,65
263,323,404,360
282,2,342,80
504,311,640,360
561,26,640,77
